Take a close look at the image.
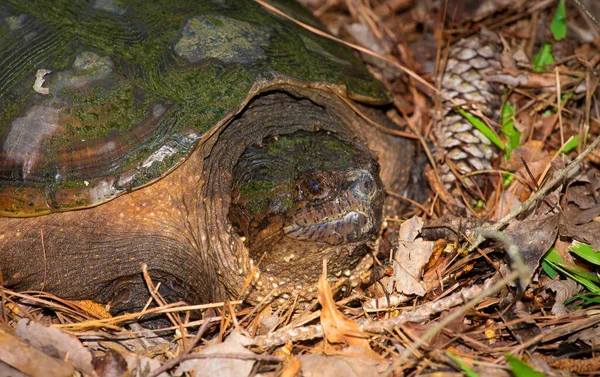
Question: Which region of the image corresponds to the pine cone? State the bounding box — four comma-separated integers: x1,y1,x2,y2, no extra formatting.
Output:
436,31,503,191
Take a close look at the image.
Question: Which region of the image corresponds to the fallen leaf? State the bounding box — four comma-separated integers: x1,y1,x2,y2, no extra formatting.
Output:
563,169,600,225
567,323,600,348
120,353,169,377
318,265,380,359
387,216,434,296
298,354,387,377
16,318,96,376
0,362,28,377
546,279,580,316
497,140,554,219
0,322,73,377
93,349,128,377
505,212,560,274
175,331,255,377
559,217,600,251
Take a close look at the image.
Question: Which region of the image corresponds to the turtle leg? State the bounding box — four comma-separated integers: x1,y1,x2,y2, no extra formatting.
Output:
0,197,225,315
98,271,197,315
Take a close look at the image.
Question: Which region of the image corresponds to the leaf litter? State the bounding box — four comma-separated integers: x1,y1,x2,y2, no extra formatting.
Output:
3,0,600,376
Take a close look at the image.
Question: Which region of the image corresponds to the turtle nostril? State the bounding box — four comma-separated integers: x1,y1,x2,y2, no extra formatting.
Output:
350,174,376,198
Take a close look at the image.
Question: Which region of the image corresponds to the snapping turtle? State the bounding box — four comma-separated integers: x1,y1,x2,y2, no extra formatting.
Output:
0,0,416,313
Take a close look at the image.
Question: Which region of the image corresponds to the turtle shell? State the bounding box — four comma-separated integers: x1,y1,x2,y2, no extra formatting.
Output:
0,0,389,217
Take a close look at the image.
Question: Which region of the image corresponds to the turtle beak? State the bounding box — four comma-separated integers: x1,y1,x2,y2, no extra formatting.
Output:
283,168,383,245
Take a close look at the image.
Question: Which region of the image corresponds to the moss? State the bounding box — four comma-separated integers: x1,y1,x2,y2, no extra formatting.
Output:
239,180,275,215
1,0,387,213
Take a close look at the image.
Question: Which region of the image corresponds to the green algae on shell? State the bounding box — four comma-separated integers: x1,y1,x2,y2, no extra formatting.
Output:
0,0,390,216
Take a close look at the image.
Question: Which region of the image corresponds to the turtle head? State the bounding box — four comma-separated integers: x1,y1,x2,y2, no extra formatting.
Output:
229,130,384,298
283,168,382,245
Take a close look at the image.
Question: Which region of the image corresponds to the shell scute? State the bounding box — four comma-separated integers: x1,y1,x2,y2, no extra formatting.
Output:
0,0,388,216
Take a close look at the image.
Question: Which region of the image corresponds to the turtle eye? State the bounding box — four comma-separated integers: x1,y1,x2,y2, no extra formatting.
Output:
374,161,381,175
302,176,329,200
308,180,320,195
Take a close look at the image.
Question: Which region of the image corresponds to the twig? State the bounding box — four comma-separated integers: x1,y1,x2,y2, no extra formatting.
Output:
382,270,519,376
474,229,529,290
147,318,217,377
251,270,507,348
468,133,600,253
572,0,600,30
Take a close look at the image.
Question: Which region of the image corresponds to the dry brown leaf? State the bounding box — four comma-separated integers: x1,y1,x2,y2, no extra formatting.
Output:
92,349,128,377
0,322,74,377
0,362,28,377
567,324,600,348
73,299,112,319
280,356,301,377
16,318,96,376
546,279,580,317
298,354,387,377
318,267,380,359
497,140,554,219
505,213,560,274
387,216,434,296
175,331,255,377
100,344,169,377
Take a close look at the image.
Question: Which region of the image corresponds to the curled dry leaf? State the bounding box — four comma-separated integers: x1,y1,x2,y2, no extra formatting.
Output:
93,349,128,377
16,318,96,376
387,216,434,296
0,322,74,377
546,279,580,317
318,268,380,359
505,213,560,274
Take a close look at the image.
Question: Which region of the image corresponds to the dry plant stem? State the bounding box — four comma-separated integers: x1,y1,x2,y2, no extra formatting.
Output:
572,0,600,30
254,0,456,107
141,263,185,340
474,229,530,289
468,133,600,253
251,270,507,348
382,270,519,376
147,318,216,377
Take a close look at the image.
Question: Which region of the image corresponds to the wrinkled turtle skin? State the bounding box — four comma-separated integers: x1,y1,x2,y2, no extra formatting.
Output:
0,0,416,313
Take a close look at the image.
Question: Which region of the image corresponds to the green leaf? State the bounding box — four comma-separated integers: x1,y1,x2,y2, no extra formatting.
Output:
543,248,564,265
560,92,573,106
551,0,567,40
456,108,505,151
566,292,600,307
557,264,600,292
543,247,600,295
506,354,546,377
562,135,579,154
501,102,521,159
447,352,480,377
570,240,600,265
541,259,558,278
541,248,561,278
532,43,555,72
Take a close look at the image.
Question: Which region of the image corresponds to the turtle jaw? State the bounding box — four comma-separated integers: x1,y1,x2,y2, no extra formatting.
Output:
283,169,383,246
